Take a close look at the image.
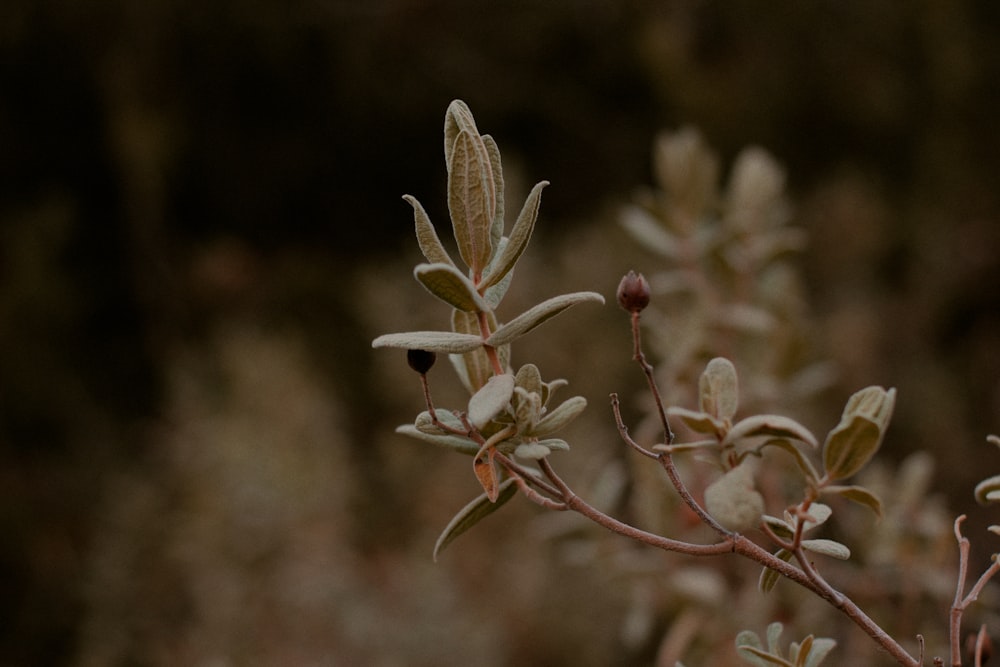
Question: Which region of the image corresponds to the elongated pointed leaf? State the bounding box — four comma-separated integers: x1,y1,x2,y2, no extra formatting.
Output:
448,130,494,274
474,446,500,501
804,638,836,667
395,424,479,455
372,331,483,353
823,484,883,518
404,195,456,268
450,310,495,392
481,236,514,308
480,181,549,290
433,478,517,561
444,99,479,171
724,414,819,449
487,291,605,347
414,263,488,312
741,438,820,484
532,395,587,436
468,373,515,429
666,406,723,435
801,539,850,560
699,357,739,421
482,134,505,250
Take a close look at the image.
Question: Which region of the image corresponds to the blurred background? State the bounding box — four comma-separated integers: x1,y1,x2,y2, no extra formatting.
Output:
2,1,999,665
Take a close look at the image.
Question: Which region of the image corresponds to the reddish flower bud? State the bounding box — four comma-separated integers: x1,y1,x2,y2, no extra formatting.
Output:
617,271,651,313
407,349,437,375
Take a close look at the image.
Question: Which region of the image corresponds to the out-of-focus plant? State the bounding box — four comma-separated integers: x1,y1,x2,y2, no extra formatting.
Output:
373,100,1000,666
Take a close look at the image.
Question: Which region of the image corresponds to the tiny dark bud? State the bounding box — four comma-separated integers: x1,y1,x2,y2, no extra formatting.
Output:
407,349,437,374
617,271,651,313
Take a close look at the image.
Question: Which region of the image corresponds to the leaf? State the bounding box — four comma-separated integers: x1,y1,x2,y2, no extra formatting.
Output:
699,357,739,421
403,195,456,268
514,363,544,396
481,134,505,251
762,515,794,540
414,263,489,312
804,638,836,667
395,424,479,456
448,130,494,274
724,414,819,449
486,291,605,347
704,463,764,532
823,415,882,481
667,406,723,435
743,438,820,484
975,474,1000,505
823,484,884,518
433,478,517,561
514,442,552,460
474,445,500,501
480,181,549,290
759,548,793,593
766,622,784,655
468,373,515,429
372,331,483,353
801,538,851,560
413,408,466,435
482,237,514,308
532,396,587,436
737,646,792,667
444,99,479,171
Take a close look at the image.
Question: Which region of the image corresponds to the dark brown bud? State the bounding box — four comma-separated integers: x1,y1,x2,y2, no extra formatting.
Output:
617,271,651,313
407,349,437,375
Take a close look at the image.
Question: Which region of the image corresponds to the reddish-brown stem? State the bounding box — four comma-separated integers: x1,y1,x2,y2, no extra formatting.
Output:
630,311,674,445
950,516,1000,666
476,310,505,375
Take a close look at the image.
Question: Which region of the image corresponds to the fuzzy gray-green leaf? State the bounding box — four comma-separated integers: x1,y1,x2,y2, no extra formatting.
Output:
823,415,882,481
433,478,517,561
801,539,850,560
533,395,587,436
448,130,494,274
444,99,479,171
482,134,505,251
487,291,605,347
666,406,722,435
823,484,884,518
414,263,489,312
404,195,456,268
396,424,479,456
480,180,549,290
700,357,739,421
724,414,819,450
468,373,515,429
372,331,483,353
759,549,793,593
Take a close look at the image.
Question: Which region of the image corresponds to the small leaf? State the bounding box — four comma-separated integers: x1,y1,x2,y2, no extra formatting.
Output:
823,484,884,518
448,130,494,274
481,134,505,251
759,549,793,593
372,331,483,353
704,463,764,532
653,439,721,454
743,438,820,484
474,446,500,501
482,236,514,308
700,357,739,421
975,474,1000,505
433,478,517,561
468,373,515,429
823,415,882,481
532,396,587,436
444,99,479,171
737,647,792,667
801,538,851,560
667,406,723,435
766,622,784,655
514,442,552,460
404,195,456,268
804,638,836,667
480,181,549,290
414,408,465,435
414,263,489,312
724,414,819,450
487,291,605,347
762,515,794,540
395,424,479,456
514,363,544,396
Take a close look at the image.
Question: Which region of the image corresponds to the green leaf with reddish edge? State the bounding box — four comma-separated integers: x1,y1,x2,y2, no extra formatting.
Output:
823,484,883,518
414,263,489,312
433,478,517,561
403,195,456,268
448,130,494,274
474,445,500,501
372,331,483,353
486,291,605,347
479,181,549,290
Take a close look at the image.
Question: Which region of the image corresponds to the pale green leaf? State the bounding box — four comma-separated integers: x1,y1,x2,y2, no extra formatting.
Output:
766,622,784,655
762,515,794,540
482,134,505,251
514,363,544,396
537,438,569,452
482,237,514,308
666,406,723,435
433,478,517,561
413,408,465,435
448,130,494,274
804,639,836,667
444,99,479,171
514,442,551,460
700,357,739,420
403,195,456,268
738,646,792,667
480,181,549,290
801,538,851,560
975,474,1000,505
741,438,820,484
468,373,515,429
395,424,479,456
823,415,882,481
823,484,883,518
724,414,819,449
759,549,793,593
532,395,587,436
372,331,483,353
414,263,489,312
486,291,605,347
704,463,764,532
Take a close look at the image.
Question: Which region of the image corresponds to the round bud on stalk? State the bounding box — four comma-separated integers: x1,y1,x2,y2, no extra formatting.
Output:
617,271,651,313
407,349,437,375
